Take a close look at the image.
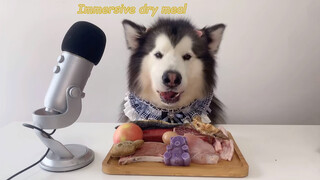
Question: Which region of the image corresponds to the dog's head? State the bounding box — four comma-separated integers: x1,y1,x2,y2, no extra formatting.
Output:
122,19,225,109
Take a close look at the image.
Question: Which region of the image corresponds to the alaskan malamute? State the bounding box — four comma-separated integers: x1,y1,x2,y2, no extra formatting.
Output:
120,18,225,124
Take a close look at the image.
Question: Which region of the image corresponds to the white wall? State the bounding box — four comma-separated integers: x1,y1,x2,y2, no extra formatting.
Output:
1,0,319,126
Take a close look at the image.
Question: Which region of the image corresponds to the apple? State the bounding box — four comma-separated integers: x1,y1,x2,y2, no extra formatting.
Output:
113,123,143,144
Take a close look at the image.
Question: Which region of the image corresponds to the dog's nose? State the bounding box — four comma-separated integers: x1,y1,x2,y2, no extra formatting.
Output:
162,70,182,88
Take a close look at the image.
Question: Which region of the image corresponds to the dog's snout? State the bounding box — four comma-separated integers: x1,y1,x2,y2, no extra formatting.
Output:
162,70,182,88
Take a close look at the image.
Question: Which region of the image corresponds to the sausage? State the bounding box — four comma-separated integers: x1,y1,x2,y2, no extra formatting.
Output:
143,128,173,142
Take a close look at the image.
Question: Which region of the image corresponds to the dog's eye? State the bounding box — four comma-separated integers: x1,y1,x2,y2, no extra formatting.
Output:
182,53,192,61
154,52,163,59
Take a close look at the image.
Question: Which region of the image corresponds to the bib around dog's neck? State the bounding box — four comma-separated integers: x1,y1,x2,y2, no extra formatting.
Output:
123,92,213,124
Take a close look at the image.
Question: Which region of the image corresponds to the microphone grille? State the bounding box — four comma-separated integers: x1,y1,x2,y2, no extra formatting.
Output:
61,21,106,65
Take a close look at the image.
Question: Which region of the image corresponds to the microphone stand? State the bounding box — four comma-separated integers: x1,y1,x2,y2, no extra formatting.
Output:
32,86,94,172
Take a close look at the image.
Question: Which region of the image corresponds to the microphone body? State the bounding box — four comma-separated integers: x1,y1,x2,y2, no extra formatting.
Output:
44,51,94,114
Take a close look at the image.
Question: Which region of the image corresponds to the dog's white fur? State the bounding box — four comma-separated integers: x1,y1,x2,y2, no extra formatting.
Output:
137,34,205,110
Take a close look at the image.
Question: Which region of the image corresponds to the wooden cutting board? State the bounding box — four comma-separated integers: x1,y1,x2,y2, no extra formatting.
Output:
102,132,248,177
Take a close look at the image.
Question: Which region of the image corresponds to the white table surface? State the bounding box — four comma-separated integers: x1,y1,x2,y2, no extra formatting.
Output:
0,122,319,180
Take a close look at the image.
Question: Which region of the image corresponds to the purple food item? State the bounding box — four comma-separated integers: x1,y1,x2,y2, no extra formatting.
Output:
163,136,191,166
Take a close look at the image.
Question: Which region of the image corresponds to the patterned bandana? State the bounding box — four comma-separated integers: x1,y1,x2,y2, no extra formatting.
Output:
123,92,213,124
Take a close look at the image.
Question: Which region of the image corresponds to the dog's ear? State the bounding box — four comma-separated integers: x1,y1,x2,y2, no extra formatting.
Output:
122,19,147,51
201,24,226,56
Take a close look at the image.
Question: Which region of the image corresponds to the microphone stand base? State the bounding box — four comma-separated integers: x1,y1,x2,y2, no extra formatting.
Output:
40,144,94,172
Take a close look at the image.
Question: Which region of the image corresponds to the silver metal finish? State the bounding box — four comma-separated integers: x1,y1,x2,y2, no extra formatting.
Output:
35,130,74,159
57,55,65,63
44,51,93,113
33,86,82,129
40,144,94,172
32,51,96,172
33,86,94,171
53,66,60,73
69,87,82,98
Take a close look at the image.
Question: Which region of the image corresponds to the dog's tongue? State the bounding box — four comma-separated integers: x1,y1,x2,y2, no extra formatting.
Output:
160,91,178,100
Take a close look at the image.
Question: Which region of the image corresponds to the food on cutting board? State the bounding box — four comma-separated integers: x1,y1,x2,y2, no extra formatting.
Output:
113,123,143,144
118,142,167,165
110,140,144,158
163,136,190,166
214,127,234,161
143,128,173,142
184,133,219,164
162,131,178,144
111,118,235,166
191,116,228,139
174,124,214,143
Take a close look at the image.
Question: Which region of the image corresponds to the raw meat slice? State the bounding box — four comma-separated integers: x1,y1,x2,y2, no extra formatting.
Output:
132,142,166,156
118,142,167,165
213,127,234,161
174,125,214,143
219,139,234,161
213,138,222,152
184,133,219,164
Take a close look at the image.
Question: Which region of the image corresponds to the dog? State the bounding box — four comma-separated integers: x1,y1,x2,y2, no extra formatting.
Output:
119,18,225,124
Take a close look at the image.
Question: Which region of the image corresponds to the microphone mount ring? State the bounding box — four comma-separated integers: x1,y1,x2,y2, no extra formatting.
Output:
33,86,82,130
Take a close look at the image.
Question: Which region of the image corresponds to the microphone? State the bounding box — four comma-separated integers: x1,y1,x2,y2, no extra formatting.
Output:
31,21,106,172
45,21,106,114
33,21,106,129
